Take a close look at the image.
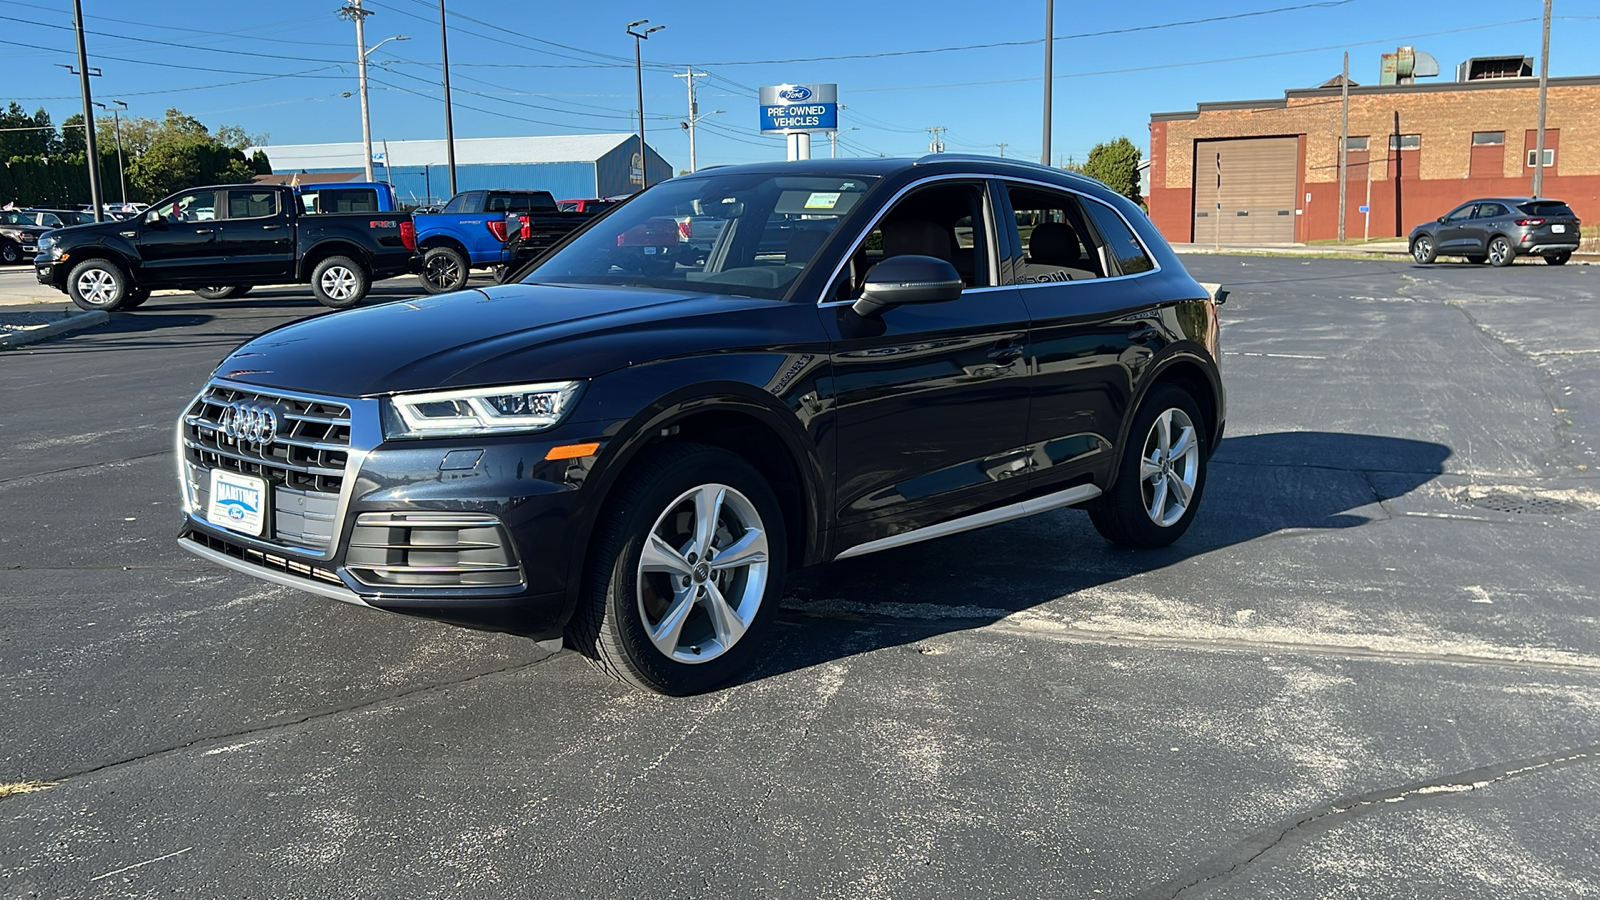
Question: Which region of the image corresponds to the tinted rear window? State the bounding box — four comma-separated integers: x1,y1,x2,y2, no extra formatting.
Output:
1519,201,1574,217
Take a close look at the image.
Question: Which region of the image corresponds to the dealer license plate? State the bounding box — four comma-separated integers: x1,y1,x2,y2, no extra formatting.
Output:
1552,224,1567,233
207,469,268,537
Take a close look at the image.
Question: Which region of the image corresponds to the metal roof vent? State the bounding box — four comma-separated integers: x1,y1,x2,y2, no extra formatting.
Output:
1456,55,1534,82
1380,47,1441,85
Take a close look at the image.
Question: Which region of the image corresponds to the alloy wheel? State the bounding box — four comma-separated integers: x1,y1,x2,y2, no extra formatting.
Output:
1138,407,1201,528
75,269,118,306
635,483,769,664
424,255,461,290
1489,238,1512,266
319,266,357,301
1412,237,1432,263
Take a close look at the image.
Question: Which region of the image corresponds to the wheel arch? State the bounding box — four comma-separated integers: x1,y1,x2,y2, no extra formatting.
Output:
418,234,470,257
298,240,371,280
60,247,136,286
558,390,827,625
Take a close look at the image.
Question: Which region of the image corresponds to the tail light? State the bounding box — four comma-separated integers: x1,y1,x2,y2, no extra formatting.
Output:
1515,218,1545,226
519,214,531,240
487,218,509,241
399,220,416,251
678,219,692,240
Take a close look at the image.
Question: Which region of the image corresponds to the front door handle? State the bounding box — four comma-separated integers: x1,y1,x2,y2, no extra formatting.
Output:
194,228,213,234
262,224,283,231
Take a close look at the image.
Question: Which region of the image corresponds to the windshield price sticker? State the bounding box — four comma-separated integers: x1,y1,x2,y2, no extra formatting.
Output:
207,469,268,537
804,192,842,210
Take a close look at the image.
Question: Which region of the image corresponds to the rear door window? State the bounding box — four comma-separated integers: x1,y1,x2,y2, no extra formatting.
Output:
1473,202,1510,219
1004,185,1104,283
227,190,280,219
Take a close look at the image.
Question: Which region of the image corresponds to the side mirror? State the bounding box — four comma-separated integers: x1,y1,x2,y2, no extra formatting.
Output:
851,254,964,318
144,211,166,229
1437,216,1447,223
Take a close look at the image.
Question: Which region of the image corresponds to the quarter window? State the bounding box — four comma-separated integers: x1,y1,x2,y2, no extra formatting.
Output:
1083,202,1155,275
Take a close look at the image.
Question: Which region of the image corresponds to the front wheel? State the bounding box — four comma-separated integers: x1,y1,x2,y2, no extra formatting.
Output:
1488,236,1516,267
66,259,131,311
567,443,787,695
1411,236,1436,264
311,255,369,309
1545,252,1571,266
193,285,251,300
418,246,469,294
1088,385,1208,549
0,241,20,265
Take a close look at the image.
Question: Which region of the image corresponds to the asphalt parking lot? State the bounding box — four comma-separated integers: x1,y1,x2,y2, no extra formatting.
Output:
2,256,1598,898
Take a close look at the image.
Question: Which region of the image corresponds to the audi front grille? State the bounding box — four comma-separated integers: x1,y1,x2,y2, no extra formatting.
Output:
182,383,353,554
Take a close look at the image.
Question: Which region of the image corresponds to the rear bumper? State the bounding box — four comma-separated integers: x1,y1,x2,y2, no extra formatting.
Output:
1523,242,1580,255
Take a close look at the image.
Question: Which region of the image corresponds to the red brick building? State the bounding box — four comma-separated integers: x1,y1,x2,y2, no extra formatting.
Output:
1147,72,1600,245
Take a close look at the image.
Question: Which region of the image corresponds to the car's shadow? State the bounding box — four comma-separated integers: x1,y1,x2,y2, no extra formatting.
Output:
742,430,1449,685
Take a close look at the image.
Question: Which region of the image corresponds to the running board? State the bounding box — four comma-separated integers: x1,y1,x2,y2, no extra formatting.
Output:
833,484,1103,561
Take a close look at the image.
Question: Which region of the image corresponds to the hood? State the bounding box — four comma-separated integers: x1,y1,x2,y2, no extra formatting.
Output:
213,282,783,397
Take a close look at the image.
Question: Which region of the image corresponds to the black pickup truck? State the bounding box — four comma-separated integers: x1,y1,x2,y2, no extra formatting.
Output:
34,184,418,311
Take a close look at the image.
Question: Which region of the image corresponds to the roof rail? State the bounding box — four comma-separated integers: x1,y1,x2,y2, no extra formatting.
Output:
913,153,1085,177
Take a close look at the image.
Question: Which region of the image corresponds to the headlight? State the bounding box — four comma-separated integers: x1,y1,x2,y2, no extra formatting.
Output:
382,381,584,439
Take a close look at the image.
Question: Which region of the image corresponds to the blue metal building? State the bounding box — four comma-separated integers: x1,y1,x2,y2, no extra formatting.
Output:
251,134,673,207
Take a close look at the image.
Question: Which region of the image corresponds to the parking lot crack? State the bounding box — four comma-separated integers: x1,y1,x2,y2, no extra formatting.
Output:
1131,744,1600,900
5,654,559,798
1446,299,1583,470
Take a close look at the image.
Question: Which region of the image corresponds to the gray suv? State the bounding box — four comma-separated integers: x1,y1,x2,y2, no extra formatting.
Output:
1410,197,1581,266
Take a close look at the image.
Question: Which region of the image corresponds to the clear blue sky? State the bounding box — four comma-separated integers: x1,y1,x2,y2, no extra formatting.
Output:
3,0,1597,170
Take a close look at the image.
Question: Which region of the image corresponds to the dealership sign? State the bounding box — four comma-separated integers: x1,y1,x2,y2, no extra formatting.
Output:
759,83,838,134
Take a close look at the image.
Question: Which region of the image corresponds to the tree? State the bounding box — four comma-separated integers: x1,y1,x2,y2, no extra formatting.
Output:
58,114,87,156
1077,136,1143,206
0,102,53,160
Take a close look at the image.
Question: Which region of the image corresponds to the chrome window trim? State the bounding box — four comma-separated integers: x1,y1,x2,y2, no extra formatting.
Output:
815,173,1004,308
998,175,1164,286
178,377,378,563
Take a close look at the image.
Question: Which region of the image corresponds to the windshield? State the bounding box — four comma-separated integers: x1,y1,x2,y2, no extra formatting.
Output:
522,173,879,300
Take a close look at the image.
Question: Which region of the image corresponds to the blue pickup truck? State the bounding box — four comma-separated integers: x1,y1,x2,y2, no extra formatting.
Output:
412,189,595,293
295,181,399,215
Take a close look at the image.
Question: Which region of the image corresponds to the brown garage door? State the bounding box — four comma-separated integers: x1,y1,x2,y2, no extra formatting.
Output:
1193,137,1298,245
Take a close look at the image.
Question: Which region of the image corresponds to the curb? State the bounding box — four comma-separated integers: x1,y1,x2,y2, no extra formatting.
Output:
0,309,110,350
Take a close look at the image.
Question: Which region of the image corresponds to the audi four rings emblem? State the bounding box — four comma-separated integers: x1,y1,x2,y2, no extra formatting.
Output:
220,401,281,447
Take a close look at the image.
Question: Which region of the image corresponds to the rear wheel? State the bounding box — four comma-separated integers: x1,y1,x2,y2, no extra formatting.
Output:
418,246,469,294
1411,235,1436,264
1488,236,1516,267
567,443,787,695
193,285,251,300
1545,252,1570,266
0,241,20,265
311,255,368,309
1088,385,1208,549
67,259,131,311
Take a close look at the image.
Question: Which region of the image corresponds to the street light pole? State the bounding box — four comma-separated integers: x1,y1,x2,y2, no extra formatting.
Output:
341,3,407,183
627,20,664,192
94,100,127,205
1041,0,1053,167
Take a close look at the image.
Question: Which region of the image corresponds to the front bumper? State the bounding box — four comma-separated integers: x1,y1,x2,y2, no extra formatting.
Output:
176,380,608,639
34,259,63,288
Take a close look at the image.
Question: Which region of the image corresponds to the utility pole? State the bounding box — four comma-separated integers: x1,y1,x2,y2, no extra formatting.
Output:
69,0,104,221
440,0,457,197
340,0,376,182
1041,0,1053,166
996,142,1008,158
1532,0,1552,198
926,126,946,154
627,20,664,191
1338,51,1349,242
674,68,709,173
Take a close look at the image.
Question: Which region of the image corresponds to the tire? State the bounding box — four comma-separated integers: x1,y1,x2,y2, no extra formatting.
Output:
418,246,469,294
0,241,20,265
1466,255,1488,265
1488,236,1516,268
121,287,152,309
1546,253,1570,266
311,255,369,309
567,443,788,695
193,285,251,300
1411,235,1436,264
66,259,131,311
1088,385,1208,549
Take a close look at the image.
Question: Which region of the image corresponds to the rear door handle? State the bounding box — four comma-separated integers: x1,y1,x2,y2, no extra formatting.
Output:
194,228,213,234
262,224,283,231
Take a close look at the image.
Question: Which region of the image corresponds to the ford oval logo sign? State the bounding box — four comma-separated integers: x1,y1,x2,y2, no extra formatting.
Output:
778,86,813,102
